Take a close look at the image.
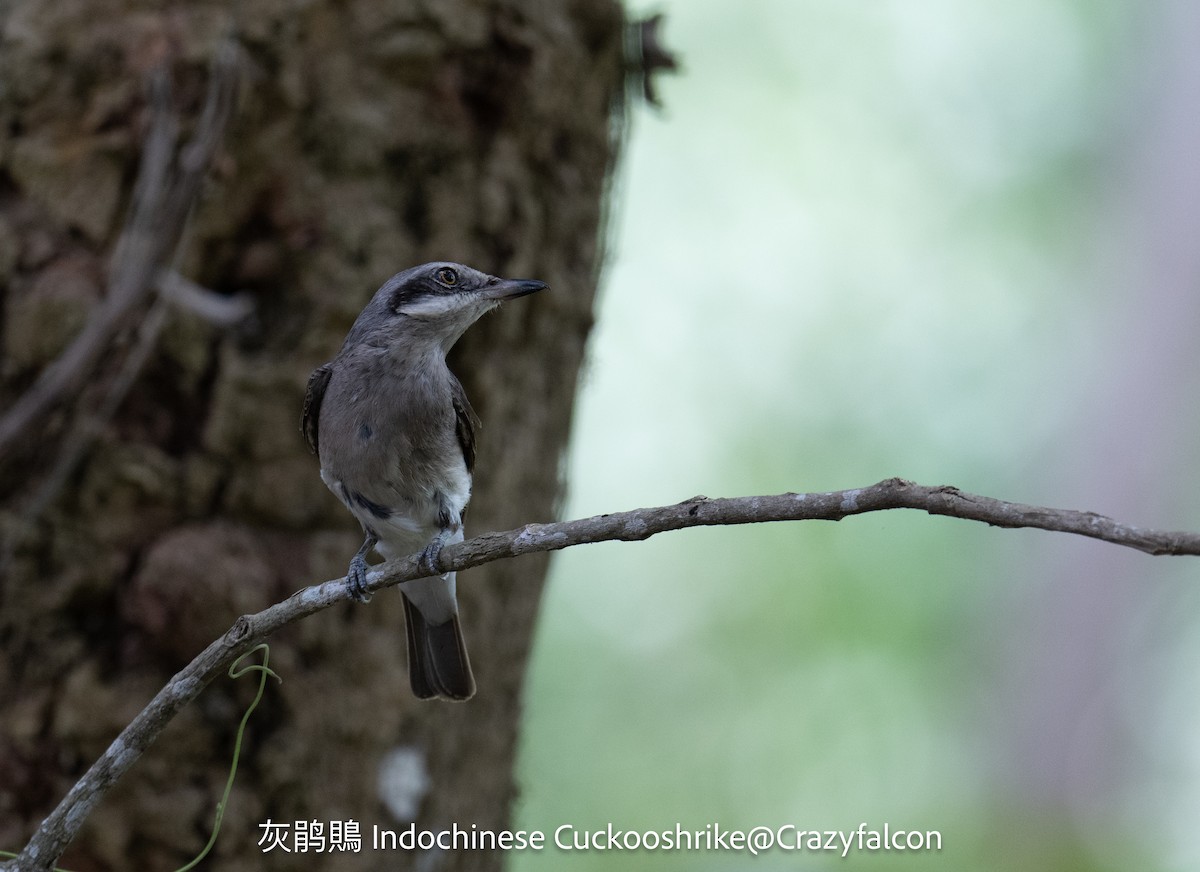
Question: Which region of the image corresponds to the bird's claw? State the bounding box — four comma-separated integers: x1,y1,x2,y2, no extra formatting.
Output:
418,540,444,576
347,552,373,603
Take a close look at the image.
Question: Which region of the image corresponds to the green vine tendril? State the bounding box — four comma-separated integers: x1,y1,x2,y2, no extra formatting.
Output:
173,643,281,872
2,643,281,872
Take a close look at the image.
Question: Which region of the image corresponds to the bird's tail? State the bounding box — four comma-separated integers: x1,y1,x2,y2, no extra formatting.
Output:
402,592,476,701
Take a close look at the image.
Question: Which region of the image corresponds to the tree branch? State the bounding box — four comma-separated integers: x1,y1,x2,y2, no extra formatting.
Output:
7,477,1199,871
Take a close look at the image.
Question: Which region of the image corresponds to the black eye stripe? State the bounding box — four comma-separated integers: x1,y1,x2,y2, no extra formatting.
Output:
387,266,464,312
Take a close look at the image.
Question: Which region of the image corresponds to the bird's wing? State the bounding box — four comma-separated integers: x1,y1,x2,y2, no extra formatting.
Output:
301,363,333,457
450,377,480,474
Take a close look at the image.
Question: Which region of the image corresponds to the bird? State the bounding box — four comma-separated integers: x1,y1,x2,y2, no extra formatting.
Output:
301,262,547,701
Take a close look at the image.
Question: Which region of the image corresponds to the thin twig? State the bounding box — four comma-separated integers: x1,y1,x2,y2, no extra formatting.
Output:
157,271,255,327
6,477,1199,871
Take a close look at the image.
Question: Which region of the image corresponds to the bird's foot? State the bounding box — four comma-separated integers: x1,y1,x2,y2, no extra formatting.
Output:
347,549,374,603
418,538,445,576
343,531,379,603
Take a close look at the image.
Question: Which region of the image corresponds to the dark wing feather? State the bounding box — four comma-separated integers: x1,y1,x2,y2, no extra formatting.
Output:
301,363,333,457
450,377,480,474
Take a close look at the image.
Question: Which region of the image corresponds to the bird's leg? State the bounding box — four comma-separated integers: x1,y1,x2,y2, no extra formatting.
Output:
419,498,461,577
347,530,378,603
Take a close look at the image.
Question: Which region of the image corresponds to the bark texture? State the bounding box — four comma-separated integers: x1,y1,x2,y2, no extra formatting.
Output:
0,1,623,869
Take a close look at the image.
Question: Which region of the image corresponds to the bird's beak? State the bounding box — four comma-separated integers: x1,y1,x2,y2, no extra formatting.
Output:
483,278,548,301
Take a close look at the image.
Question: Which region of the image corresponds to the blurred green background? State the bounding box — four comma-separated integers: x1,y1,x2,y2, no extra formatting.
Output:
513,1,1200,870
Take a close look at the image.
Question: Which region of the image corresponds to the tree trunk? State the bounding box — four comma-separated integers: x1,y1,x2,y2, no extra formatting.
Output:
0,2,624,870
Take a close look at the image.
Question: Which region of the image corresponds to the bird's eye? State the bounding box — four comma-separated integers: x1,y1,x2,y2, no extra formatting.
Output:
436,267,458,286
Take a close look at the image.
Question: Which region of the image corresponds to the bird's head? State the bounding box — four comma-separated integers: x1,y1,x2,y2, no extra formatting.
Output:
349,262,547,354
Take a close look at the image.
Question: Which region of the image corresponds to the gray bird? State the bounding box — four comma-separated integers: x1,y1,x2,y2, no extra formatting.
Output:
302,262,547,701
